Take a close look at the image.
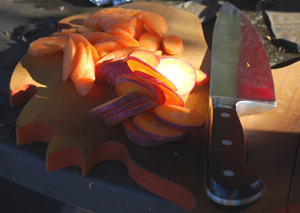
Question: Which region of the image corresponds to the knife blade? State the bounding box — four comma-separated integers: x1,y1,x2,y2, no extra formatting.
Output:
205,1,276,206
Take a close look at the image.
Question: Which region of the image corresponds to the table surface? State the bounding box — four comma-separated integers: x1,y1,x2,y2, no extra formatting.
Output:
0,0,300,212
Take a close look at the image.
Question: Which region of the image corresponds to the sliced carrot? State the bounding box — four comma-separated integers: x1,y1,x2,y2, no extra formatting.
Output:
62,36,76,81
97,49,119,63
94,41,122,53
141,11,168,38
77,26,97,34
81,31,110,44
94,35,140,48
113,46,139,60
28,35,66,56
154,105,206,130
128,49,160,68
162,35,184,55
105,27,133,37
133,112,186,142
104,22,135,37
60,28,76,35
130,17,144,40
97,13,133,31
139,31,162,51
70,42,87,83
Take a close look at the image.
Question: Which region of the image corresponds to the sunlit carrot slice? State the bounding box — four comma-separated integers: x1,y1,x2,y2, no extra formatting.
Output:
97,13,133,31
94,35,140,48
139,31,162,51
28,35,66,56
113,46,139,60
62,36,76,81
162,35,184,55
94,41,122,53
141,11,168,38
81,31,110,44
70,42,87,83
60,28,76,35
105,27,133,37
130,17,144,40
154,105,206,130
104,22,135,37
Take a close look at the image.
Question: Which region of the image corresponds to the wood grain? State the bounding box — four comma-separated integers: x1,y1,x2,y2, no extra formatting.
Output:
10,2,208,212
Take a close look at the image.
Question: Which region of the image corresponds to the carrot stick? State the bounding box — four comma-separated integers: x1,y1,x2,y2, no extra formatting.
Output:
162,35,184,55
138,31,162,51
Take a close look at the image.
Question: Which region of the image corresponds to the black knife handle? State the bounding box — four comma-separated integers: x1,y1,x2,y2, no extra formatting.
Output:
205,106,264,206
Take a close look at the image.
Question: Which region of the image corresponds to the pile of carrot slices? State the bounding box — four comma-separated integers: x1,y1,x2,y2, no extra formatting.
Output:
27,7,209,146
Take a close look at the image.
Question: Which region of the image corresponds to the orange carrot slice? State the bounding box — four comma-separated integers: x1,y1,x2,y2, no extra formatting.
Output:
70,42,87,83
141,11,167,38
81,31,110,44
28,35,66,56
133,112,186,141
94,35,140,48
62,36,76,81
128,49,160,68
130,17,144,39
162,35,184,55
105,27,133,37
104,22,135,37
139,31,162,51
154,105,206,130
94,41,122,53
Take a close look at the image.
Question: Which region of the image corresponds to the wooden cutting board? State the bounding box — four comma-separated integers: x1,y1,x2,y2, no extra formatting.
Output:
9,2,210,212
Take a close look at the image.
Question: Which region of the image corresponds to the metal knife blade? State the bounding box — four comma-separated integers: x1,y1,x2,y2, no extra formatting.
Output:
205,1,276,206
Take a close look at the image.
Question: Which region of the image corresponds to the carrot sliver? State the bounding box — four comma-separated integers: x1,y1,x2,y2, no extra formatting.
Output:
154,105,206,130
141,11,167,38
62,37,76,81
69,33,90,46
163,35,184,55
130,17,144,40
94,41,122,53
94,35,140,48
106,27,133,37
28,36,66,56
104,22,135,37
81,31,110,44
70,42,87,83
139,31,162,51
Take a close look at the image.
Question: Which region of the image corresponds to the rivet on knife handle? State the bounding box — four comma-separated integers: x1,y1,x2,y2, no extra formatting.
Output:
205,106,264,206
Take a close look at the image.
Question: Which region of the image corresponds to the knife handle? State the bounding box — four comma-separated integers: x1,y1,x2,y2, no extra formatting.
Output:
205,106,264,206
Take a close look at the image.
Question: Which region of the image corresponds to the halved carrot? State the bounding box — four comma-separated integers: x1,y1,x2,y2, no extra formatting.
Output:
94,35,140,48
154,105,206,130
133,112,186,142
28,35,66,56
94,41,122,53
162,35,184,55
139,31,162,51
141,11,168,38
62,36,76,81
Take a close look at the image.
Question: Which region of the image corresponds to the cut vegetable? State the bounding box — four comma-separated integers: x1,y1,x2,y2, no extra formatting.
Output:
89,92,140,117
94,41,122,54
62,36,76,81
128,49,160,68
126,56,177,92
162,35,184,55
94,34,140,49
100,95,151,120
195,67,210,86
102,100,158,127
141,11,167,38
123,119,167,147
154,105,206,130
133,112,186,141
70,42,87,83
156,57,196,96
139,31,162,51
28,36,66,56
115,74,161,104
81,31,111,44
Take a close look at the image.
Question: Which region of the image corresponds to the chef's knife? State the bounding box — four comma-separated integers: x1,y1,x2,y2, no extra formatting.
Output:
206,1,276,206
